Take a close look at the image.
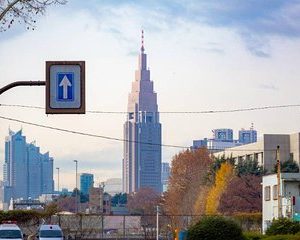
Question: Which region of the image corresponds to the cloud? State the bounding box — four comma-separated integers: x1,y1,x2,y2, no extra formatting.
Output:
75,0,300,57
258,83,279,91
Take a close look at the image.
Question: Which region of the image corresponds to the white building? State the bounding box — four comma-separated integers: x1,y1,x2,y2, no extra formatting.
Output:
214,133,300,172
104,178,122,195
262,173,300,233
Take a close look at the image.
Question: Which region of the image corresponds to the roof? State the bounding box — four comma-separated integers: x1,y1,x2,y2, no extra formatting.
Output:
39,225,62,231
0,224,21,230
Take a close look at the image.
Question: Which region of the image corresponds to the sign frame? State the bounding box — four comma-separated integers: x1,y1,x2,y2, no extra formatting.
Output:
46,61,85,114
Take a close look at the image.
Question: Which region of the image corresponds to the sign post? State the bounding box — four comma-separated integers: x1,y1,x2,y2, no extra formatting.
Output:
46,61,85,114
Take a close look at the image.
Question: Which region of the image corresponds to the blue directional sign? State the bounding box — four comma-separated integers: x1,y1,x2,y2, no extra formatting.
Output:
57,73,74,101
46,61,85,114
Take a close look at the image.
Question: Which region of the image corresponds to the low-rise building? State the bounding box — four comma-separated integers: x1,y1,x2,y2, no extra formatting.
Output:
262,173,300,233
214,133,300,172
89,186,111,214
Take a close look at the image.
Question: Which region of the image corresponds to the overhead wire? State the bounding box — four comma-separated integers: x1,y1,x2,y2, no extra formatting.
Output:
1,103,300,114
0,115,278,152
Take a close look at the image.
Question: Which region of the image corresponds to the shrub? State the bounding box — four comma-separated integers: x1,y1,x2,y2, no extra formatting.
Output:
187,216,244,240
266,218,300,236
264,235,300,240
243,231,265,240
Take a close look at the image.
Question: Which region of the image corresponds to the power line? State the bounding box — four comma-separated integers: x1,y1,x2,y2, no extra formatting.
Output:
1,103,300,114
0,115,186,149
0,115,278,152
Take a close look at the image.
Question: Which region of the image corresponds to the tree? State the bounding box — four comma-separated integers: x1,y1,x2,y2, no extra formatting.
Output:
236,158,264,176
205,162,234,215
111,193,127,207
273,160,300,173
164,148,212,229
218,175,262,214
127,187,160,215
0,0,67,32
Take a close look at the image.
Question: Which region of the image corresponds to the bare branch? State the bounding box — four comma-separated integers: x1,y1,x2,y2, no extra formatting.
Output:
0,0,67,32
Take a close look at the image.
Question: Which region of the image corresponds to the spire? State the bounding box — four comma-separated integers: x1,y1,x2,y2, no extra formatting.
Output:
141,29,145,53
138,30,147,71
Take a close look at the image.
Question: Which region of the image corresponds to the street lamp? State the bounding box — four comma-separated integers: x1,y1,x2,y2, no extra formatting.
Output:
74,160,78,213
56,167,60,193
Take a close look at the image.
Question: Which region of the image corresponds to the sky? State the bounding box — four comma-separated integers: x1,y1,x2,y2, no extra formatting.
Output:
1,0,300,190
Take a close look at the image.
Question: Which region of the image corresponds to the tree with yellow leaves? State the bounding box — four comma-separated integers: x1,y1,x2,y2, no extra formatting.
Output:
205,162,234,215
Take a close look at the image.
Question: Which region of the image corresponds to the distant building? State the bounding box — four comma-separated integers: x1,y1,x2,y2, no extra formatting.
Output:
161,162,170,192
192,126,257,152
214,133,300,172
104,178,122,196
262,173,300,233
3,129,54,203
89,186,111,214
123,32,162,193
80,173,94,195
239,128,257,144
213,129,233,141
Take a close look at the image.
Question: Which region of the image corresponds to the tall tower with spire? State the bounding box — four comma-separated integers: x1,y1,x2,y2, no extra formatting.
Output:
123,31,162,193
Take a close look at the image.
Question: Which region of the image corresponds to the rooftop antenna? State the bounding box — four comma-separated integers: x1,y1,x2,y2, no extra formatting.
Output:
141,29,145,53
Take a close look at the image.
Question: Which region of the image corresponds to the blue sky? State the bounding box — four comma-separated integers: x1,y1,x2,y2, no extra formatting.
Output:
1,0,300,189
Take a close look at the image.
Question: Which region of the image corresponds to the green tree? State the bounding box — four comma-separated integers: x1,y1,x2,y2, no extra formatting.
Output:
273,160,299,173
111,193,127,206
236,158,264,176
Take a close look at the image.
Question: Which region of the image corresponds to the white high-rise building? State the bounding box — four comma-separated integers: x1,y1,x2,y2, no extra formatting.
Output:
123,31,162,193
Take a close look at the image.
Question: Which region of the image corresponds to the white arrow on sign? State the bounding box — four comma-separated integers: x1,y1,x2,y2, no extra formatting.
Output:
59,75,72,99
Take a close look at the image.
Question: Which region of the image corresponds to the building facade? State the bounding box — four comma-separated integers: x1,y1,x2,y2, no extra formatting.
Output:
3,130,54,202
88,186,111,214
192,126,257,152
80,173,94,195
214,133,300,173
262,173,300,233
238,128,257,144
161,162,170,192
123,32,162,193
104,178,122,196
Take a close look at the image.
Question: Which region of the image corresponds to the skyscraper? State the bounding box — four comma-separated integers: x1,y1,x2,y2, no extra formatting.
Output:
161,162,170,192
3,129,54,201
80,173,94,195
123,31,162,193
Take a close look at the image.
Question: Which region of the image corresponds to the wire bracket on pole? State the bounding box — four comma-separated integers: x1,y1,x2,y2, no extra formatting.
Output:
0,81,45,95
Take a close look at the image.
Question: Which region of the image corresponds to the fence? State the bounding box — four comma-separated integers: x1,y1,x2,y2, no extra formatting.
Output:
18,213,262,239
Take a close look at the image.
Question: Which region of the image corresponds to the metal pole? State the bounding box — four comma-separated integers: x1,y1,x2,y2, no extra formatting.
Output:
0,81,45,95
277,146,282,218
123,215,125,239
56,167,60,193
101,214,104,239
156,206,159,240
74,160,78,213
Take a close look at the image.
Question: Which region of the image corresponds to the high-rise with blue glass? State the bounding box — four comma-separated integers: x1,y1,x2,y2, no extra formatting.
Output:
3,129,54,201
80,173,94,195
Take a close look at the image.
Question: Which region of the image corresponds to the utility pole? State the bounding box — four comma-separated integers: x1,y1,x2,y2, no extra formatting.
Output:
156,205,159,240
74,160,78,213
56,167,60,193
277,146,282,218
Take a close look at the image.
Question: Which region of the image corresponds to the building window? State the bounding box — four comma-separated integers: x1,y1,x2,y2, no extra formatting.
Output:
265,186,271,201
273,185,278,200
